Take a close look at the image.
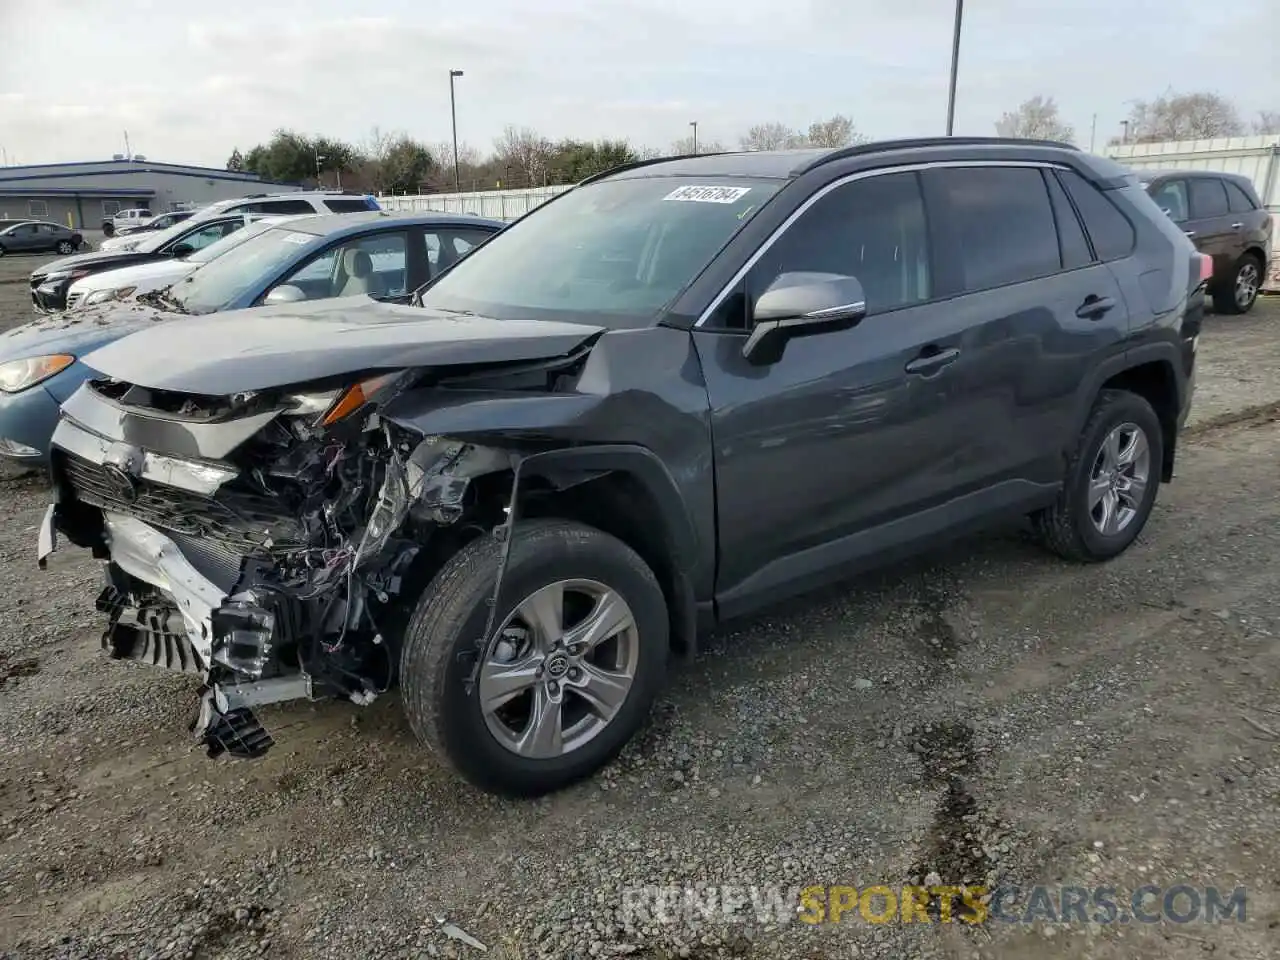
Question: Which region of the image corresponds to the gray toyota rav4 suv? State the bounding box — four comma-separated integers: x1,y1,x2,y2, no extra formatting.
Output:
40,137,1202,795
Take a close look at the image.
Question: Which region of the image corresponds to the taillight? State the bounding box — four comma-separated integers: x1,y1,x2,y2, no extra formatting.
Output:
1198,254,1213,283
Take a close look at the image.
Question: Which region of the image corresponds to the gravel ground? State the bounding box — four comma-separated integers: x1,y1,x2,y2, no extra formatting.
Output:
0,254,1278,960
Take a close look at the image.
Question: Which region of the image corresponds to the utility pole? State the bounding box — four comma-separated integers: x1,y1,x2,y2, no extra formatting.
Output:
449,69,464,192
944,0,964,135
1089,113,1097,152
690,121,698,155
1121,119,1131,144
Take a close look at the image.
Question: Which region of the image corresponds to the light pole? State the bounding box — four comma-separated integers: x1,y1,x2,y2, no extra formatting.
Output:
944,0,964,135
315,150,326,186
449,69,464,192
690,121,698,155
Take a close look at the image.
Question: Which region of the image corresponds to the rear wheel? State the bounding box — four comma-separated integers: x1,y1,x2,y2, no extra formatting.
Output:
1213,253,1262,315
55,240,73,255
1033,389,1163,562
400,518,669,795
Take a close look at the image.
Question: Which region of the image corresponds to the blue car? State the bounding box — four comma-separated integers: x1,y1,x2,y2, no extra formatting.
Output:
0,211,503,464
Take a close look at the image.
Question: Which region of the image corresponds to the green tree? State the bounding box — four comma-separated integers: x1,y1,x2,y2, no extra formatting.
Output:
550,138,640,182
238,130,362,184
225,148,245,171
375,136,438,194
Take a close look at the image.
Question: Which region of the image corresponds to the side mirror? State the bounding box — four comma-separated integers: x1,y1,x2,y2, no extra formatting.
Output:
169,242,194,258
264,284,307,305
741,272,867,366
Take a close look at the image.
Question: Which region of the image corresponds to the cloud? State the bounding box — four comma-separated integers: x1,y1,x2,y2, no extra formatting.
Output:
0,0,1274,166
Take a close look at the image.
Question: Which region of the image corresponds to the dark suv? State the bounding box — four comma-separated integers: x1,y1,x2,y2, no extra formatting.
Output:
39,138,1201,796
1142,170,1271,314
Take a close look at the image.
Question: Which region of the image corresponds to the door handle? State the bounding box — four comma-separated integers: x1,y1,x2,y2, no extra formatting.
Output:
1076,295,1116,320
905,346,960,375
1183,230,1196,238
1231,222,1243,229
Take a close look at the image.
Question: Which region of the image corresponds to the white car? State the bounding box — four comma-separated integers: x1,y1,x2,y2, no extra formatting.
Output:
68,216,307,308
108,208,157,234
98,191,378,253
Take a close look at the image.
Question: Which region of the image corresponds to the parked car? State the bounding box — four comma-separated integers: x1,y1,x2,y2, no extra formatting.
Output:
96,192,381,252
66,215,304,308
30,211,268,312
112,209,194,237
0,221,85,257
103,208,154,236
1141,170,1272,314
0,212,500,463
38,138,1201,796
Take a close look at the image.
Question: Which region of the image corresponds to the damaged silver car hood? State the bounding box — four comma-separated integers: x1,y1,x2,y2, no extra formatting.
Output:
80,298,607,395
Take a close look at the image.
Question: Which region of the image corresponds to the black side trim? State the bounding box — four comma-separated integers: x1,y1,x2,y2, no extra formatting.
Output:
716,479,1060,623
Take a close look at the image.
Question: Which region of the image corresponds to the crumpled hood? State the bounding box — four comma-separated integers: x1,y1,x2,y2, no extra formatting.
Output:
82,297,607,395
0,301,174,361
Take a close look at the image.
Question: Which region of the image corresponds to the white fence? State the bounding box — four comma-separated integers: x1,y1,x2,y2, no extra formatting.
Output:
1105,135,1279,291
376,185,572,221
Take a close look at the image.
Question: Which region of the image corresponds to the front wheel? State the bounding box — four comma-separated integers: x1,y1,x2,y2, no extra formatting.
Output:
1032,389,1163,562
1213,254,1262,315
400,518,669,796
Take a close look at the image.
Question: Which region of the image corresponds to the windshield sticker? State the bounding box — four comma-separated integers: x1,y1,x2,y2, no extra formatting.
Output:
281,232,312,244
663,185,752,204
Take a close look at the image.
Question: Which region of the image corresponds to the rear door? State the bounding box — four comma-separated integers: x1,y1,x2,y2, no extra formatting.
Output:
1185,177,1239,274
923,164,1131,490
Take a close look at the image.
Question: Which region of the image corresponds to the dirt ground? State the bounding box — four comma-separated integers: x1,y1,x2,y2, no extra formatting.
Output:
0,251,1278,960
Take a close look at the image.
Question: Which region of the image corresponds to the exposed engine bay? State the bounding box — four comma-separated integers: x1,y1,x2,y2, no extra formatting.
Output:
41,372,530,759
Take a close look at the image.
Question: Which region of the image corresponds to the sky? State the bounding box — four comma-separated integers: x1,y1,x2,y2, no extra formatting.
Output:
0,0,1275,168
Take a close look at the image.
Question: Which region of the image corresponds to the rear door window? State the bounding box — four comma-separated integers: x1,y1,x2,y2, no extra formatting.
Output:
1044,171,1093,270
251,199,318,215
323,198,375,213
1188,178,1230,218
932,166,1060,292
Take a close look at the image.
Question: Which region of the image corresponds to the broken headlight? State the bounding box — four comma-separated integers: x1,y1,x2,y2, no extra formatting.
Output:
284,371,405,428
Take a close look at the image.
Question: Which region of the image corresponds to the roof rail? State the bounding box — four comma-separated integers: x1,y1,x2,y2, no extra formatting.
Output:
578,151,734,186
800,136,1079,174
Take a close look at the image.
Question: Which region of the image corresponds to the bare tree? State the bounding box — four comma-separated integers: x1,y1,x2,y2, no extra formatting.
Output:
1253,110,1280,135
493,125,556,185
670,135,725,155
995,96,1075,142
1127,91,1244,142
806,114,867,148
739,122,805,151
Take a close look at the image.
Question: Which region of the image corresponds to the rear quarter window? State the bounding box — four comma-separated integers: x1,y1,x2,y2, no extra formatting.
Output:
323,198,375,213
1224,181,1257,213
1057,170,1136,262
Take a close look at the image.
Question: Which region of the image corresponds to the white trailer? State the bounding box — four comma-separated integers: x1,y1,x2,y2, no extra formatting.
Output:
376,185,572,221
1106,135,1279,291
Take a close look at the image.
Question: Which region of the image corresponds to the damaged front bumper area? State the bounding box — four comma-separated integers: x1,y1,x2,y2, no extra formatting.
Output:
40,376,513,759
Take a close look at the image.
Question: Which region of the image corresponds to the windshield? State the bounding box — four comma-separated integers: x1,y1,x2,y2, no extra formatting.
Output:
185,218,280,264
418,176,780,325
169,224,321,314
133,216,209,253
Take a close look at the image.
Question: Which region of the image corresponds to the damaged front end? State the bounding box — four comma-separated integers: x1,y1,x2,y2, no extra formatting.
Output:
40,371,517,759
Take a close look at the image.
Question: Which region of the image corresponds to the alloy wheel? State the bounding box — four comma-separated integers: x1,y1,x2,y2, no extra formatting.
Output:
479,579,639,759
1235,262,1259,310
1088,422,1151,537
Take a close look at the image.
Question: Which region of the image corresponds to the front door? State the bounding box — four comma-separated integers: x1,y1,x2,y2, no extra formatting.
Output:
694,170,1017,615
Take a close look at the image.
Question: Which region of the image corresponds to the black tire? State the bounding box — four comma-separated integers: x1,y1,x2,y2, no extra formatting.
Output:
0,244,6,258
400,518,669,796
1032,389,1163,562
55,240,73,255
101,221,115,237
1212,253,1262,315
